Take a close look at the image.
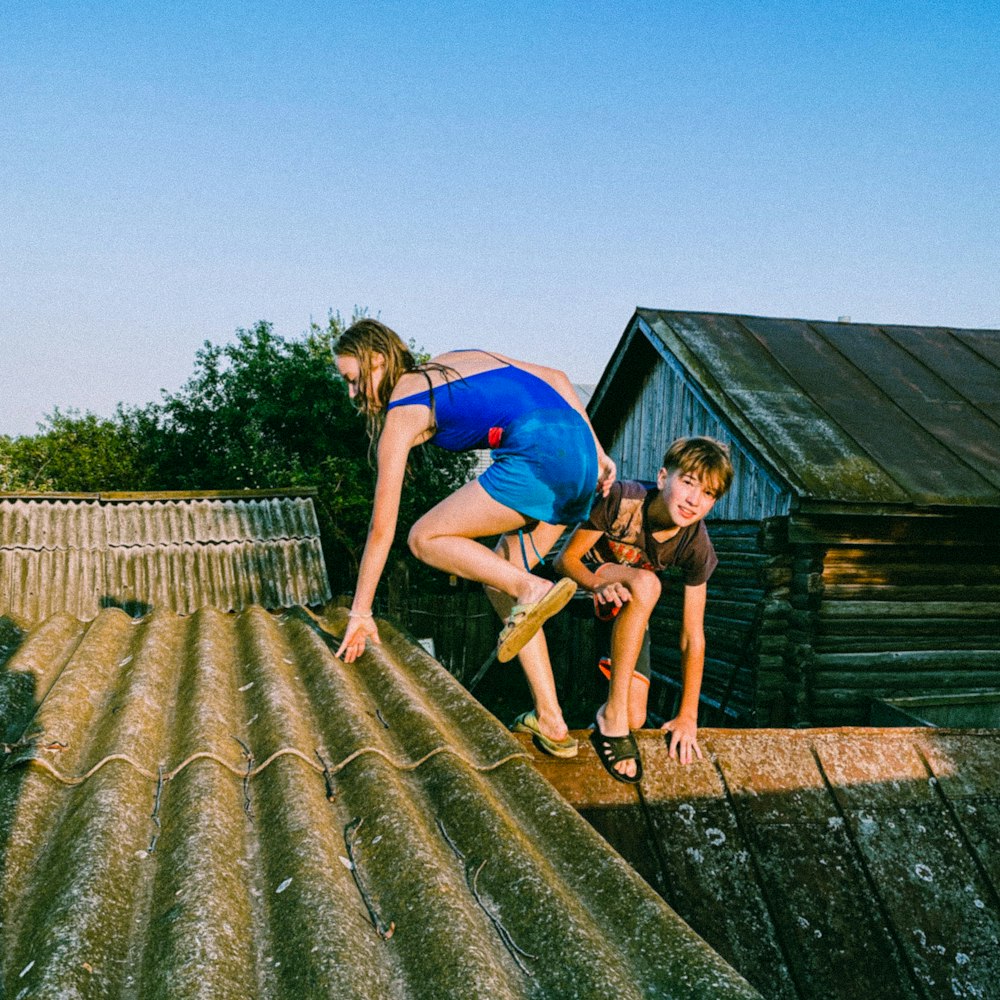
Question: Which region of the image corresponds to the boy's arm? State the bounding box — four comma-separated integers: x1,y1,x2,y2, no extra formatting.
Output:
662,582,707,764
553,527,629,605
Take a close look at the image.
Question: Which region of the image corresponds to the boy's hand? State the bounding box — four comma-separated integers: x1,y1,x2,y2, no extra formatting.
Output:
594,581,631,612
597,452,617,496
662,715,702,765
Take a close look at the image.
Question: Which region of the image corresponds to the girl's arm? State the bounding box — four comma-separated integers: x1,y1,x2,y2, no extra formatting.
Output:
336,405,430,663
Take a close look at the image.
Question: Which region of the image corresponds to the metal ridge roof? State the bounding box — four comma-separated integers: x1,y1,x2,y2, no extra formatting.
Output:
0,606,760,999
598,308,1000,508
529,726,1000,999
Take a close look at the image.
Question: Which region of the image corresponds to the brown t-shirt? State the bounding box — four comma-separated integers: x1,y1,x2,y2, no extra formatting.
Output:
582,480,718,586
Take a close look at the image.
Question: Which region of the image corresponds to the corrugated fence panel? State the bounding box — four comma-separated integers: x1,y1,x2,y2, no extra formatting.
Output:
0,499,105,551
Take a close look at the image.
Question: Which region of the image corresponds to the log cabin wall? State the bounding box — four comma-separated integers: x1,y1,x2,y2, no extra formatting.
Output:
641,508,1000,729
789,510,1000,726
643,521,792,728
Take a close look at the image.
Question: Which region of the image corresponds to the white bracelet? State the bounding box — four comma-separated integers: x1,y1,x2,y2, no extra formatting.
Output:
348,610,374,619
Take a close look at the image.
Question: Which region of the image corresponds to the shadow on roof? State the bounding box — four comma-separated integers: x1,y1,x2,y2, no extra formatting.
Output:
527,727,1000,999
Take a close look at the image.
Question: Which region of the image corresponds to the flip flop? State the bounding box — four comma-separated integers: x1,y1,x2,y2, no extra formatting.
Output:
497,578,577,663
589,717,643,784
512,710,579,759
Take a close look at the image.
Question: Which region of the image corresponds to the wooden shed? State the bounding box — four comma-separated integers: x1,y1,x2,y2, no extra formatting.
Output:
588,308,1000,726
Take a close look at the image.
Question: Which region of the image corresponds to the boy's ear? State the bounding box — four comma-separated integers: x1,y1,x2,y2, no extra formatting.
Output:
656,467,669,489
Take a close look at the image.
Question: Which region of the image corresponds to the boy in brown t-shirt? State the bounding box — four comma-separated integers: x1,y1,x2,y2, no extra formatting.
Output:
554,437,733,783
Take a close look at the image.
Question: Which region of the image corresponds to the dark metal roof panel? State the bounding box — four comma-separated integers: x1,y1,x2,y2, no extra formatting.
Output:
0,607,761,999
528,727,1000,1000
632,309,1000,507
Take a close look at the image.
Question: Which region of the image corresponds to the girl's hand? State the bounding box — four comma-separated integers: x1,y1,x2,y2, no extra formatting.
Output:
336,614,381,663
597,452,617,496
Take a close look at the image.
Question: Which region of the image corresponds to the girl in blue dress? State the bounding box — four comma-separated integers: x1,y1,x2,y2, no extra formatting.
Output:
334,319,615,757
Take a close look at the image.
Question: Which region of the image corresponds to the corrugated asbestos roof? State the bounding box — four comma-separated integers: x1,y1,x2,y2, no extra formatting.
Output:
0,492,331,619
527,727,1000,1000
0,606,760,999
598,309,1000,508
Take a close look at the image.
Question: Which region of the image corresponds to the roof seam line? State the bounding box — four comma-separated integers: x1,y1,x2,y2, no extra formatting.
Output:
710,754,809,996
808,746,927,995
5,744,531,786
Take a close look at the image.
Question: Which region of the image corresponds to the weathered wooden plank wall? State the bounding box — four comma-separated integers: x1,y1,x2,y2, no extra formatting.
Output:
599,347,790,521
763,513,1000,726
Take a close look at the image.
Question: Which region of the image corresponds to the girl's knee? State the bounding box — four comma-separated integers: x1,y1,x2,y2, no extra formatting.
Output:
407,518,432,560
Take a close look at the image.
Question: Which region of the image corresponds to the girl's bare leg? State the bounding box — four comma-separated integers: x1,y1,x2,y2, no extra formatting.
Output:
485,524,570,743
408,480,553,605
409,481,572,742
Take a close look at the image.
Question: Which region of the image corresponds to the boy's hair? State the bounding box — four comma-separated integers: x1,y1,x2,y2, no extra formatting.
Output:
662,437,734,498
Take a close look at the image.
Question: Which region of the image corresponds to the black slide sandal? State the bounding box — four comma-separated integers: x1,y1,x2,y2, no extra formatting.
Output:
589,718,643,785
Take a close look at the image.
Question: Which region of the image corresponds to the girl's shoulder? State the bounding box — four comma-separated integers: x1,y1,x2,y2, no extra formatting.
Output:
432,348,509,371
389,355,472,402
402,350,509,388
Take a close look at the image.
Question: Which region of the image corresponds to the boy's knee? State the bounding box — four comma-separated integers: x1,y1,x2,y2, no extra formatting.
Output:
630,709,648,730
629,570,661,607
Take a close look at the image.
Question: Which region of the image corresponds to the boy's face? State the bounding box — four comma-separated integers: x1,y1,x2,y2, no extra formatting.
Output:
656,467,718,527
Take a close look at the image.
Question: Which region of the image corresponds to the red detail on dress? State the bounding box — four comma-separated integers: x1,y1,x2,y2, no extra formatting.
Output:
488,426,503,448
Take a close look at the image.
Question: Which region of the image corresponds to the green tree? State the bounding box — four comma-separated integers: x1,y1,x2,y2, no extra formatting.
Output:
0,409,146,492
3,312,475,595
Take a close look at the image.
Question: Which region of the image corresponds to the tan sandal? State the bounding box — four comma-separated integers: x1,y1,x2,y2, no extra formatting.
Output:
512,710,578,758
497,577,577,662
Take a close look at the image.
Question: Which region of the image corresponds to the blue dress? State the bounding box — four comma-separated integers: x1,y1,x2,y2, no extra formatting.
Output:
386,360,598,524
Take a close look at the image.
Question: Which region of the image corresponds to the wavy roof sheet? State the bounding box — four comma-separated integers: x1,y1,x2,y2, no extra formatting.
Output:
0,492,331,619
595,309,1000,508
0,606,759,999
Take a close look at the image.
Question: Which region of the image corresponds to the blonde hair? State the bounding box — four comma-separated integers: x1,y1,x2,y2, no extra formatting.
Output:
662,436,734,498
335,319,417,441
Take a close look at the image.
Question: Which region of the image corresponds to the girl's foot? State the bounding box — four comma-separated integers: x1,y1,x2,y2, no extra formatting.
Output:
497,578,577,662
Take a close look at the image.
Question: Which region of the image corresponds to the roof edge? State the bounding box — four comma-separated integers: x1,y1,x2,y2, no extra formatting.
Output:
0,487,319,502
635,306,1000,336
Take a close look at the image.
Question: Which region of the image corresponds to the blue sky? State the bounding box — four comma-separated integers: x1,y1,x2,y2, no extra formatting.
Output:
2,1,998,435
